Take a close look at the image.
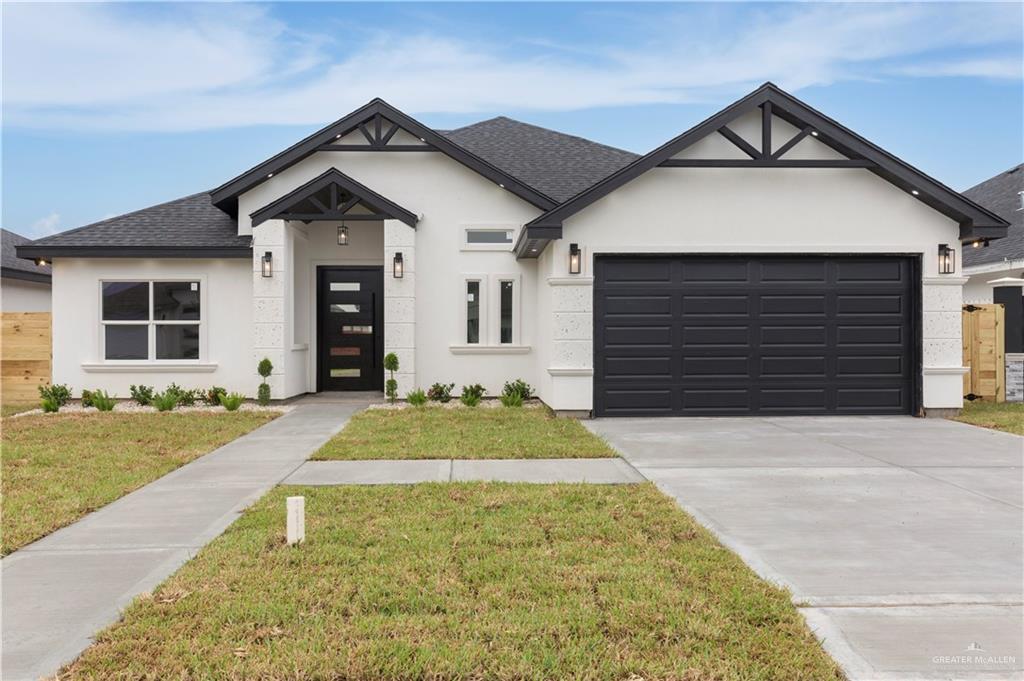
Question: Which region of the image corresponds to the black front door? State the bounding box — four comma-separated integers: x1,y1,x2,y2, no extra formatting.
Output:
317,267,384,391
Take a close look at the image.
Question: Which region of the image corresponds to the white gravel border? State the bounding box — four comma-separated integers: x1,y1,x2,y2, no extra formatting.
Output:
9,401,292,418
367,399,543,411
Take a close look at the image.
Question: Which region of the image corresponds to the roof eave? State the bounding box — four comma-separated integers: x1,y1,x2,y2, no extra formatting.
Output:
15,245,252,259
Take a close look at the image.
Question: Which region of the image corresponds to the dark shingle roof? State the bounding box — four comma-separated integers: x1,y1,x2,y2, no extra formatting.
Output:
19,192,251,255
963,164,1024,268
2,229,51,280
443,117,639,203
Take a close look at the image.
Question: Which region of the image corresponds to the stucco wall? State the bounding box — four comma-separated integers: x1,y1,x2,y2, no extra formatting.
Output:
963,263,1024,304
1,278,51,312
546,115,966,412
238,149,543,399
51,258,253,397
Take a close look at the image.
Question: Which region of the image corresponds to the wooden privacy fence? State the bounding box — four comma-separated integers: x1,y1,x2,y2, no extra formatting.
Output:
1,312,52,404
962,304,1005,402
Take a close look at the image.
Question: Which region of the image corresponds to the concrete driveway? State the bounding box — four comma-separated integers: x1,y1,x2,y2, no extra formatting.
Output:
587,416,1023,681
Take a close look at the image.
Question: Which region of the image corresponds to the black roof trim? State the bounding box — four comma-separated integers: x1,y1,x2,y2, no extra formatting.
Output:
211,99,558,213
1,267,51,284
525,83,1009,242
250,168,418,228
15,245,252,259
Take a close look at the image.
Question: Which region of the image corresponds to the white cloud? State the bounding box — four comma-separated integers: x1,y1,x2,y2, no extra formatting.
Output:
29,212,61,237
1,2,1020,132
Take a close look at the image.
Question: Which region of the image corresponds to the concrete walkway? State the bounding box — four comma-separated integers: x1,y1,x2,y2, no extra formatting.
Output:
1,401,369,681
588,416,1024,681
284,457,644,485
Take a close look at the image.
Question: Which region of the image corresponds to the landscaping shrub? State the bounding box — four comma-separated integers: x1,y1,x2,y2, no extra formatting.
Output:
427,382,455,403
166,383,199,407
460,384,485,407
129,384,155,406
41,396,60,413
499,392,524,408
219,392,245,411
39,383,72,408
90,390,116,411
502,378,534,401
406,389,427,407
151,391,178,412
384,353,399,403
257,358,273,406
203,386,227,406
81,389,94,408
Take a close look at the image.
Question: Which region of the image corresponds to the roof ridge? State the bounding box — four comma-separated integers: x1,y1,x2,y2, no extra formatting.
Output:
446,115,637,157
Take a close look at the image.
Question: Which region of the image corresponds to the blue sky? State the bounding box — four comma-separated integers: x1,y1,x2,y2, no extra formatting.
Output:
2,2,1022,238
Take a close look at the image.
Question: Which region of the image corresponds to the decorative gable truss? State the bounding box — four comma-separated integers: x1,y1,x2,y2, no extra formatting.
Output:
517,83,1008,258
250,168,418,228
212,99,557,216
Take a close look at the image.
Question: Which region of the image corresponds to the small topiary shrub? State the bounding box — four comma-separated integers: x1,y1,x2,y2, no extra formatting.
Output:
502,379,534,401
499,392,524,408
427,382,455,403
219,392,245,411
257,358,273,406
130,384,155,406
39,383,72,408
406,388,427,406
204,386,227,406
91,390,116,411
151,390,178,412
384,352,399,403
460,384,485,407
81,389,94,408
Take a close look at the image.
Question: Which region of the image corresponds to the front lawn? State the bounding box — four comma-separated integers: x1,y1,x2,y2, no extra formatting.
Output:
63,483,842,680
1,402,36,417
1,411,277,554
955,400,1024,436
313,405,617,459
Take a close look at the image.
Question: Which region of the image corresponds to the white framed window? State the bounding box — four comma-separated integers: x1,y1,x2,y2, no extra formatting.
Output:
455,274,523,347
494,275,521,345
461,225,516,251
465,277,485,344
100,280,202,362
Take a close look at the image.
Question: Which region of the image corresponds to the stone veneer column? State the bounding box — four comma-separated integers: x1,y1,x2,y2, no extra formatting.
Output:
384,219,415,395
921,275,969,413
252,221,286,398
547,256,595,413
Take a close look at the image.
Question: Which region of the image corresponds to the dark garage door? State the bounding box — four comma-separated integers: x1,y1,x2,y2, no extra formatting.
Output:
594,255,917,417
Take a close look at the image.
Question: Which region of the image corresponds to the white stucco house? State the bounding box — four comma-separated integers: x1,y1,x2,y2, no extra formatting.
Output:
961,164,1023,304
17,83,1009,416
2,229,51,312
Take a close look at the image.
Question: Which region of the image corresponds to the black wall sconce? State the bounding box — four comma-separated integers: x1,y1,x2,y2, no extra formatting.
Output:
337,224,349,246
393,252,404,278
261,251,273,277
938,244,955,274
568,243,581,275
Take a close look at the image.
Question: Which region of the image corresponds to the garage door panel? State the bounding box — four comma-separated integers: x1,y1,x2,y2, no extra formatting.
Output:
761,295,827,316
759,260,827,283
595,255,916,417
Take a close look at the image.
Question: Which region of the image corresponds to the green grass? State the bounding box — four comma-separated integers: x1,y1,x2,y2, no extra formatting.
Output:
313,405,618,460
1,412,277,554
63,484,843,680
955,400,1024,436
1,402,36,417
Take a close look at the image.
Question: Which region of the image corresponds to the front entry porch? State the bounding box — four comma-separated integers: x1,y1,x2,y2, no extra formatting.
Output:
249,167,417,399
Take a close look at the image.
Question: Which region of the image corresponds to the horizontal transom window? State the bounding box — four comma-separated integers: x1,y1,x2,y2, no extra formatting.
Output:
101,281,201,361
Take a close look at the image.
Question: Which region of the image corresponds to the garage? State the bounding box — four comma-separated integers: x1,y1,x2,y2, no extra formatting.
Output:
594,255,918,417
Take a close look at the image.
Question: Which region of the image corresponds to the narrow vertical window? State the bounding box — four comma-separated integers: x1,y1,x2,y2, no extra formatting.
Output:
466,281,480,344
500,280,514,344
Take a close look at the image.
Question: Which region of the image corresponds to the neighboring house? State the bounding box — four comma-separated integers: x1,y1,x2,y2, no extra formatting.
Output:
962,164,1024,303
17,83,1008,416
2,229,51,312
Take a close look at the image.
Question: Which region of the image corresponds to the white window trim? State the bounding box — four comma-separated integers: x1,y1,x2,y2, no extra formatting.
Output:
98,278,206,365
459,274,489,345
460,224,517,251
492,273,522,346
